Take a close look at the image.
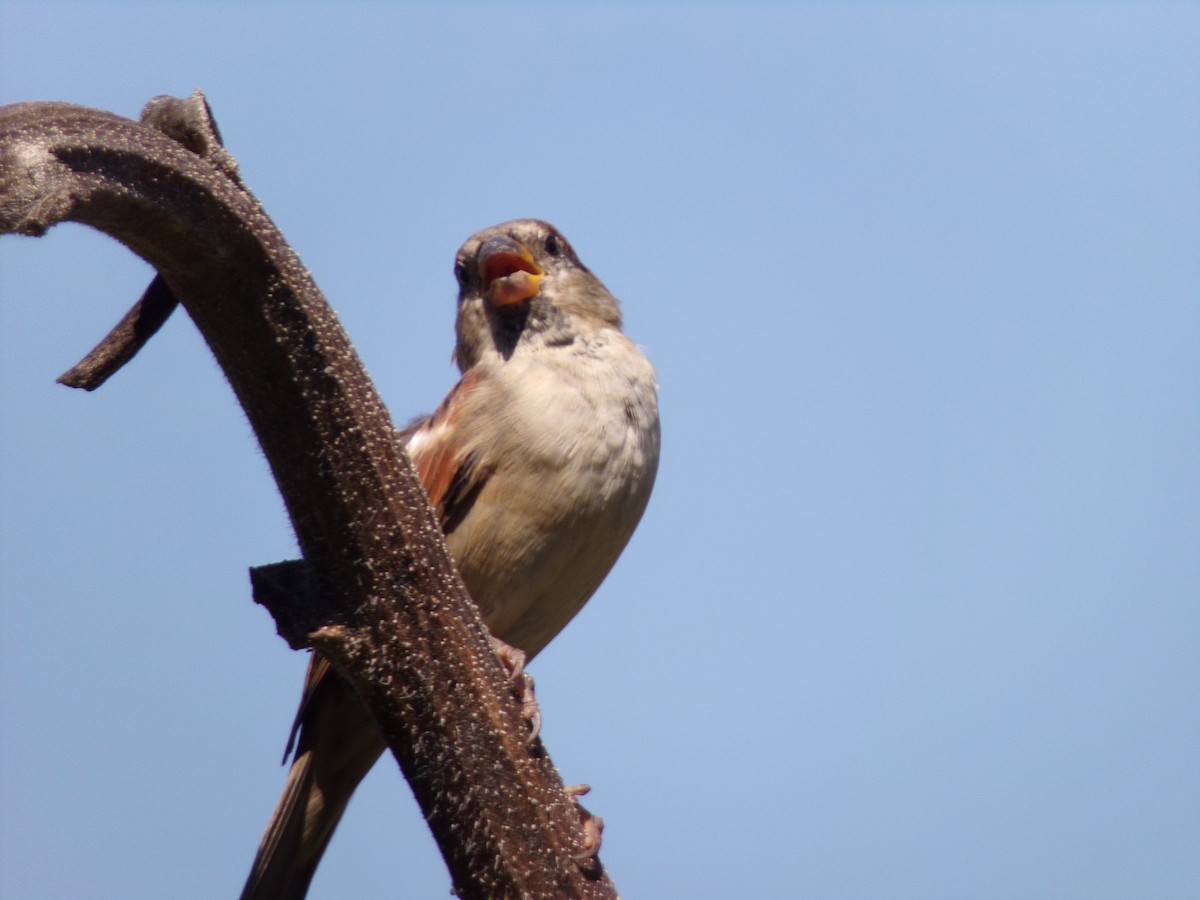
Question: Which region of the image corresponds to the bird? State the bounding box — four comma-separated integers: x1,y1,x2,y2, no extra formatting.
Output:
239,219,660,900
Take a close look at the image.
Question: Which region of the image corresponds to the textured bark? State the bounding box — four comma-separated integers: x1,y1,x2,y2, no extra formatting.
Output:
0,94,615,899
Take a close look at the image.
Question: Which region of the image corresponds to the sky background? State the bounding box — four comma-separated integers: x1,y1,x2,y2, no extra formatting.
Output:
2,3,1198,899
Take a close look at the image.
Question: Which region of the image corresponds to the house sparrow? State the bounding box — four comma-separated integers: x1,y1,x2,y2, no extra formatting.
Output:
240,219,660,900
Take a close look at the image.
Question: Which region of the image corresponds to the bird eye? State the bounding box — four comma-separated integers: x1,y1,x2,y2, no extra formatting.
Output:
453,259,469,285
544,233,562,257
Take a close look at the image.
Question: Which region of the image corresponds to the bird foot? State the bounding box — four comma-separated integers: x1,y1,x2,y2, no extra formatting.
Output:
490,637,542,743
564,784,604,862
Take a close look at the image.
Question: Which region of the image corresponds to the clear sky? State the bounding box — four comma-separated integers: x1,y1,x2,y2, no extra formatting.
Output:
2,3,1197,898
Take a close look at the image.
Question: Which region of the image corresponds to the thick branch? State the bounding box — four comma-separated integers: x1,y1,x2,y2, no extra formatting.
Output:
0,96,615,899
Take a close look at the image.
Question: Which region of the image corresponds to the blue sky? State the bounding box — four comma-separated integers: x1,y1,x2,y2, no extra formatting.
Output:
2,3,1198,898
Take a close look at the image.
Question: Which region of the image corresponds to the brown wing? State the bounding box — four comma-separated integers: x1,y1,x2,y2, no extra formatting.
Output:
401,367,491,534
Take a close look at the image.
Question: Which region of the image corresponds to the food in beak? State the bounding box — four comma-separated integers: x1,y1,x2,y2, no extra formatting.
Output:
479,236,543,307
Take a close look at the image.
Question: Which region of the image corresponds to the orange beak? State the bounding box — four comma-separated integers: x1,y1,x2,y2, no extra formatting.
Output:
478,235,543,307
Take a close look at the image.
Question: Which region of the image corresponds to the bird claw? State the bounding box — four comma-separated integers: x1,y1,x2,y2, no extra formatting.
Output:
489,641,600,861
576,814,604,861
490,637,542,743
563,785,603,862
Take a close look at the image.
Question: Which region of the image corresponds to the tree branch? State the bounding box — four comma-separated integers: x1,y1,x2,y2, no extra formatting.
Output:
0,93,615,899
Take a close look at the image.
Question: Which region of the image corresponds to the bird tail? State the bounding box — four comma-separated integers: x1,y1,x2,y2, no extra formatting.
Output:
239,659,386,900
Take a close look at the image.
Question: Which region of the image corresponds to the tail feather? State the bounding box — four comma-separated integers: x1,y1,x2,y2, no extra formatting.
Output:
240,661,386,900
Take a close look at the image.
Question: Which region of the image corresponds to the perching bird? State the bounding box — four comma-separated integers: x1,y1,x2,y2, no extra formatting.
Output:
240,219,660,900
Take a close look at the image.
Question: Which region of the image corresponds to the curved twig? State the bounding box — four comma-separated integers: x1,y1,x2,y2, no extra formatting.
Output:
56,94,243,390
57,272,178,389
0,94,616,899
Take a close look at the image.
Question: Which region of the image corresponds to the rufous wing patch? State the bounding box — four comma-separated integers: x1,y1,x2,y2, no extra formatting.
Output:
402,369,490,533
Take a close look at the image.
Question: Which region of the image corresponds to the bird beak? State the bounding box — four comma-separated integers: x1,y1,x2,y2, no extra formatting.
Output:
478,235,543,307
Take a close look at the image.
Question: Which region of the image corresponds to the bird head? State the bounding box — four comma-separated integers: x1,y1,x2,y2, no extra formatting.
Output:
451,219,623,370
